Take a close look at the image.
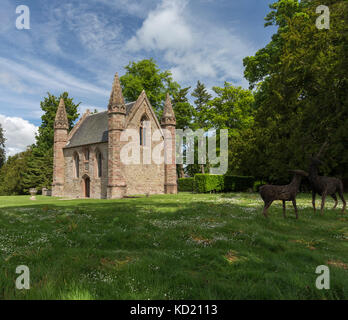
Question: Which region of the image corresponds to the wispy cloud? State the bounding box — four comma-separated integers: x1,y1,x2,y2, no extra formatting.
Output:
0,0,272,155
0,57,109,96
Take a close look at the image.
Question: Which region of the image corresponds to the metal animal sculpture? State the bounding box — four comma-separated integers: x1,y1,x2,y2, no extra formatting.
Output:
259,170,308,219
308,142,346,214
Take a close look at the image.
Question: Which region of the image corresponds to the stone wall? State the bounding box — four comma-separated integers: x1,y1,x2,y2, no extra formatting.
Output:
124,100,165,195
63,143,108,198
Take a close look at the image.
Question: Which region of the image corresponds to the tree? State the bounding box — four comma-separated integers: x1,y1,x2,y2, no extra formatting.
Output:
192,81,212,130
0,123,5,169
190,81,213,174
0,149,31,195
208,83,255,136
171,87,195,178
207,83,255,175
241,0,348,183
36,92,80,152
21,92,80,192
120,59,180,115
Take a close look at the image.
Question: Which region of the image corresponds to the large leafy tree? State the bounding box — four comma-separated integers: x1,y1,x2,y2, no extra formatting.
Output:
0,149,31,195
0,123,5,169
185,81,213,175
120,59,180,115
241,0,348,183
208,83,255,175
171,87,195,177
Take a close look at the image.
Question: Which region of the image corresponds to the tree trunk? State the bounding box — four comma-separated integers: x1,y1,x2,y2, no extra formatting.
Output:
178,164,185,178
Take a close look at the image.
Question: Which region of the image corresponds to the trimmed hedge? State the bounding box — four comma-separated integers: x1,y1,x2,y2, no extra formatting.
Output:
194,174,225,193
178,178,195,192
253,180,267,192
224,175,255,192
178,175,255,193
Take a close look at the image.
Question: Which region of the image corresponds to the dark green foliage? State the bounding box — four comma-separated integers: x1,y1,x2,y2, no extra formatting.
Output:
22,93,80,193
183,174,256,193
241,0,348,182
253,180,267,192
0,124,5,169
178,178,195,192
172,87,196,178
0,93,80,195
224,176,255,192
172,87,195,130
194,174,225,193
21,148,53,193
36,92,80,152
0,149,32,195
191,80,212,129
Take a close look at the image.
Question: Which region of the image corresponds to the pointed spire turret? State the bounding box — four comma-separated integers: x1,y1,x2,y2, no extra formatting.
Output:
161,93,176,126
54,98,69,129
108,73,126,114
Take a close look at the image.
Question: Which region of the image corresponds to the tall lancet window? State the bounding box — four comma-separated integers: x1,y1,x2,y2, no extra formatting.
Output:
140,115,149,146
74,153,80,178
96,150,102,178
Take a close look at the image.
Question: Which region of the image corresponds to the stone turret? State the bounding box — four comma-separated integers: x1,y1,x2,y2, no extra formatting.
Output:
161,93,177,194
52,98,69,197
107,73,127,198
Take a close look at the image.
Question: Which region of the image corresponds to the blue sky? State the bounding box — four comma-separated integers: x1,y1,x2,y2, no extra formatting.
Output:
0,0,276,156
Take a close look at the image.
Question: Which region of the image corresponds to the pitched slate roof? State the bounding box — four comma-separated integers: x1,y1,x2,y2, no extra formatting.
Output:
65,102,135,148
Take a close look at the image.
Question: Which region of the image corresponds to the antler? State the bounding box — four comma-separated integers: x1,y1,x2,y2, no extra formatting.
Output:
317,140,329,158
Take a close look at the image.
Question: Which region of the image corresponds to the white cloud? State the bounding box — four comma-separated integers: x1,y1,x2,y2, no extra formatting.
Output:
0,115,38,157
126,0,254,86
127,0,193,52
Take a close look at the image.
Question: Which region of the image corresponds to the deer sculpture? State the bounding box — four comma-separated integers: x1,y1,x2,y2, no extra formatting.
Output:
308,142,346,215
259,170,308,219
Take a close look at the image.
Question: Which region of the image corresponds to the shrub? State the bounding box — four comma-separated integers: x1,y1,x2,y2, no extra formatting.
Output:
178,178,195,192
253,180,267,192
224,175,255,192
194,174,224,193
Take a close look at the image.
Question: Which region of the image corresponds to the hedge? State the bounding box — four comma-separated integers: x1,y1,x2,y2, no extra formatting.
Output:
178,178,195,192
178,175,255,193
224,175,255,192
194,174,225,193
253,180,267,192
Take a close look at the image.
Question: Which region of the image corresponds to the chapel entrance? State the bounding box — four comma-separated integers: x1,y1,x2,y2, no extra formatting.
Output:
84,177,90,198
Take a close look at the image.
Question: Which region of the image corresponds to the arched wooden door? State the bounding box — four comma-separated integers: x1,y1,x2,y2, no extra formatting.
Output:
84,177,90,198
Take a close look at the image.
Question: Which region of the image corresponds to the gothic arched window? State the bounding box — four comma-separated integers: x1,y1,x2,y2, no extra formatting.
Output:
74,153,80,178
84,148,90,161
96,150,102,178
140,115,149,146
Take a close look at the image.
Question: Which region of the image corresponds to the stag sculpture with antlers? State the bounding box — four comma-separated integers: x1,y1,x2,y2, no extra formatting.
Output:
308,142,346,214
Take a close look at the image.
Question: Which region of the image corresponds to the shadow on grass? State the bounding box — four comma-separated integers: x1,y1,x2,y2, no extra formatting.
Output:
0,193,348,300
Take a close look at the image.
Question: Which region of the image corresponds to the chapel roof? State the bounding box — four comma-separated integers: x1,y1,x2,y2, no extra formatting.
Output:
65,102,135,148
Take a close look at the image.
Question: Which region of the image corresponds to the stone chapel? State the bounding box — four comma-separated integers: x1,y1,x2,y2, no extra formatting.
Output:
52,73,177,199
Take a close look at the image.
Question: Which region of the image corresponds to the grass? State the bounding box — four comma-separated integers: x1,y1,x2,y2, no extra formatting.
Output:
0,192,347,300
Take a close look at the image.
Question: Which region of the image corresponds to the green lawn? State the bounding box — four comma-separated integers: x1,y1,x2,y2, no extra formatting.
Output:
0,192,347,300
